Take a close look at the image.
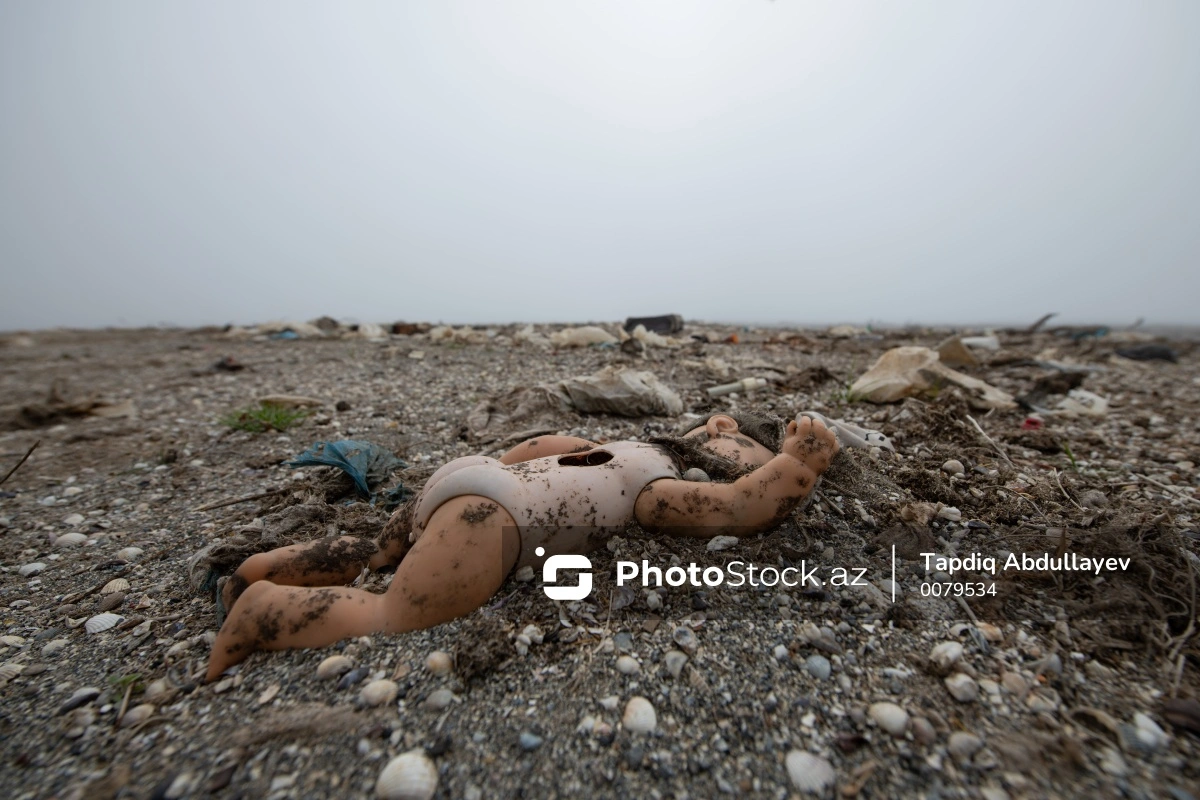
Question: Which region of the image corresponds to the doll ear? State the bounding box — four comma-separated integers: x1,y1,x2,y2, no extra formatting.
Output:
706,414,738,437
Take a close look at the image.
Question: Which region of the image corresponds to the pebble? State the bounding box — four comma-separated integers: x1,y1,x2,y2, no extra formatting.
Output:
976,621,1003,642
876,578,901,598
911,716,937,745
59,686,100,714
942,459,965,476
1001,672,1029,698
63,707,94,738
1098,747,1128,777
682,468,710,482
41,639,70,658
947,731,984,760
18,563,47,577
115,547,144,561
937,506,963,522
706,535,739,551
599,695,620,712
671,626,698,653
773,644,789,661
375,750,438,800
1026,690,1059,713
256,683,280,705
945,673,979,702
784,750,835,793
120,703,154,727
929,641,964,674
361,680,399,707
512,565,535,582
868,702,909,737
163,772,197,799
518,731,544,751
805,654,831,681
317,655,354,679
424,688,455,711
664,650,688,679
1132,712,1169,752
62,513,85,526
425,651,453,676
54,532,87,547
337,666,370,690
622,696,657,733
615,655,640,675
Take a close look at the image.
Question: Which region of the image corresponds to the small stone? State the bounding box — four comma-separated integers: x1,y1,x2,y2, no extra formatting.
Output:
706,535,739,551
256,683,280,705
41,639,70,658
1132,712,1169,752
599,695,620,712
615,655,640,675
622,696,657,733
120,703,154,728
671,626,698,653
948,731,984,760
664,650,688,679
645,591,663,612
425,651,453,676
1001,673,1029,699
929,641,964,674
1098,747,1128,777
211,678,234,694
976,621,1003,642
805,655,831,681
876,578,901,599
54,532,87,547
1033,653,1062,678
513,565,535,583
937,506,963,522
1026,690,1060,713
316,655,353,679
1080,490,1107,509
945,673,979,702
911,717,937,745
518,731,543,751
942,460,965,476
18,563,47,577
868,702,909,737
269,775,296,792
784,750,835,793
361,680,399,707
773,644,789,661
63,707,94,739
424,688,455,711
59,686,101,714
63,513,85,526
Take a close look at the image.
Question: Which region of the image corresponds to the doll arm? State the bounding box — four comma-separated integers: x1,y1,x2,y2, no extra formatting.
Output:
498,435,597,465
633,417,838,537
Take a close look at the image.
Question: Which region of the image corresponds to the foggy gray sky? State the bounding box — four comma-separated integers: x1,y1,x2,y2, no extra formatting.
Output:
2,2,1198,331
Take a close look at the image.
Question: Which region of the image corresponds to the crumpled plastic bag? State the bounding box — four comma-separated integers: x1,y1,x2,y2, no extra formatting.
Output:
287,440,407,497
467,366,683,440
849,346,1016,410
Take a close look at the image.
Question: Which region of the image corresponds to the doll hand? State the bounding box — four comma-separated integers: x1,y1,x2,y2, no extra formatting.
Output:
783,416,840,474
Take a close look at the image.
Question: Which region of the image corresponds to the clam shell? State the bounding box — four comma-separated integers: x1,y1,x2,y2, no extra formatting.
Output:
317,654,353,679
116,547,144,561
84,613,123,634
98,593,125,613
375,750,438,800
18,563,47,578
101,578,130,595
54,532,88,548
120,703,155,728
0,635,26,647
622,696,657,733
0,662,24,681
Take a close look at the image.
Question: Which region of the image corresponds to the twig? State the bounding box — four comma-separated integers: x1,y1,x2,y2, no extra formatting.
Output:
1052,470,1085,512
1027,312,1057,333
1131,473,1200,507
192,488,287,513
966,415,1013,467
0,440,39,487
955,595,979,624
114,682,133,729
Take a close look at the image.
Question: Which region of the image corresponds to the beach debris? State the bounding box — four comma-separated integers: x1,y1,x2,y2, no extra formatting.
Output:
1115,344,1177,362
936,337,980,368
84,613,122,634
623,315,683,334
798,411,895,451
785,750,835,793
1054,389,1110,417
550,326,618,348
622,697,657,733
706,377,768,398
101,578,130,595
849,346,1016,409
375,750,438,800
287,439,406,497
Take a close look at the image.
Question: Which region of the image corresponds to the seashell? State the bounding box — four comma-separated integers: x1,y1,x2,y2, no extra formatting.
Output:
18,563,47,578
785,750,836,793
0,662,24,681
63,707,95,739
424,650,453,676
66,617,87,629
869,702,910,737
58,686,101,714
165,640,193,659
1,635,26,647
145,678,172,699
41,638,70,658
928,641,963,675
317,654,353,679
116,547,144,561
375,749,438,800
101,578,130,595
120,703,155,728
360,679,399,707
54,532,88,548
84,612,123,634
98,592,125,613
622,696,657,733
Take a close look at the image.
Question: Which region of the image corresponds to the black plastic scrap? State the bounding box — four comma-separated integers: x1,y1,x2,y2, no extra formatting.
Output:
1115,344,1178,363
287,440,407,498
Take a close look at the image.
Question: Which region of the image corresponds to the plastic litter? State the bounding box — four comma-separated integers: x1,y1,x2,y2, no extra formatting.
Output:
936,338,979,368
623,315,683,334
797,411,894,451
961,335,1001,351
1115,345,1178,363
549,326,618,348
707,377,768,398
849,346,1016,409
1054,389,1109,418
286,440,407,498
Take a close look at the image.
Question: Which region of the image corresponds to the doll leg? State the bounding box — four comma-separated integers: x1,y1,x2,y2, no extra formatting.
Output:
221,535,380,612
206,496,520,681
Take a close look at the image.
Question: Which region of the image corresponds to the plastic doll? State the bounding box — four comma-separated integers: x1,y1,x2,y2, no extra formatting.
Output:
205,411,839,681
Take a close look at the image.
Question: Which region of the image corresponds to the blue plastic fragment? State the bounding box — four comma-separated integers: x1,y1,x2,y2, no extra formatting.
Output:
286,440,406,497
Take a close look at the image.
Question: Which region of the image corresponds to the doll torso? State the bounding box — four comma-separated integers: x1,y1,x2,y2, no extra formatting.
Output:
409,441,679,568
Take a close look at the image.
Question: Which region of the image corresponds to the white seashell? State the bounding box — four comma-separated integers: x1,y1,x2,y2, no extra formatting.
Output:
62,513,85,526
0,662,24,681
868,702,910,737
929,641,964,674
785,750,836,793
0,635,26,647
54,532,88,547
101,578,130,595
166,640,193,659
145,678,172,699
256,683,280,705
116,547,144,561
424,650,452,676
84,612,123,634
18,563,47,577
622,696,657,733
120,703,155,727
317,654,353,679
375,749,438,800
361,679,399,707
66,617,87,629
